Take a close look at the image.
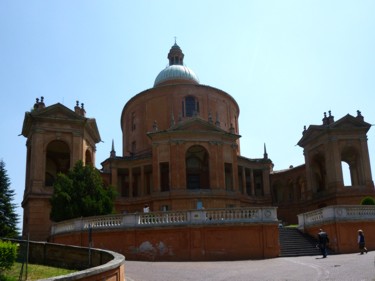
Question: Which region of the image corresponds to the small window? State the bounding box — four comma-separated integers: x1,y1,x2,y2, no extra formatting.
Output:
184,96,199,117
185,96,195,117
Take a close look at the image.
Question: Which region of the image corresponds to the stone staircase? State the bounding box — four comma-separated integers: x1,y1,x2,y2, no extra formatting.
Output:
279,227,322,257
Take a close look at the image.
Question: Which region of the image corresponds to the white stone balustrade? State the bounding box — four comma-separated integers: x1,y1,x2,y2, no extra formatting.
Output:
298,205,375,229
51,207,278,235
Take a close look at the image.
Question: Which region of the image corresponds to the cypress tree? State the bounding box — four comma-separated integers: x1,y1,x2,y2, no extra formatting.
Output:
0,160,19,238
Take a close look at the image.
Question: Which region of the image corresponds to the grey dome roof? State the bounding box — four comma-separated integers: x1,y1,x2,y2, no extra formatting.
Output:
154,65,200,86
153,42,200,87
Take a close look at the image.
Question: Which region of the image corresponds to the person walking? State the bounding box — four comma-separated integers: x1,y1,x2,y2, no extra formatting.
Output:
318,229,329,258
358,229,368,254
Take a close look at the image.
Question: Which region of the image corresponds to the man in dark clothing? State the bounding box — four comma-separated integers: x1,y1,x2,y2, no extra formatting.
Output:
318,229,329,258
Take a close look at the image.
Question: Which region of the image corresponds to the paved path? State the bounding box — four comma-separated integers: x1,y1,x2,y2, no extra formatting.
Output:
124,252,375,281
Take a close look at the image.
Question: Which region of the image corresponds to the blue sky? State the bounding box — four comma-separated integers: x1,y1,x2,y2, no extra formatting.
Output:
1,1,374,230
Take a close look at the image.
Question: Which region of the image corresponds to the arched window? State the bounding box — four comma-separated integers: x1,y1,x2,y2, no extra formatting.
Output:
186,145,209,189
183,96,199,117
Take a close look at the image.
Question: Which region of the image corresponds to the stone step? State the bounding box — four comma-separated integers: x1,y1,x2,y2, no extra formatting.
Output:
279,227,322,257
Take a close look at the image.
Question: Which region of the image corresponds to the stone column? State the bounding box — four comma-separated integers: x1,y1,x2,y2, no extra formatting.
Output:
111,164,119,194
129,167,133,198
250,169,255,196
359,136,374,188
140,165,145,196
241,166,246,194
262,168,271,196
152,144,160,193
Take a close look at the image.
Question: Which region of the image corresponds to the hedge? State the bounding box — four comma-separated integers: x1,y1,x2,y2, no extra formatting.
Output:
0,240,18,273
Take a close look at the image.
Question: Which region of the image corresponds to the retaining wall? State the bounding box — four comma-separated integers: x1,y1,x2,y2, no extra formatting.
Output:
4,239,125,281
51,223,279,261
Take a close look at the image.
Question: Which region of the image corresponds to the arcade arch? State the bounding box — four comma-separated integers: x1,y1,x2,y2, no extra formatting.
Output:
186,145,209,189
45,140,70,186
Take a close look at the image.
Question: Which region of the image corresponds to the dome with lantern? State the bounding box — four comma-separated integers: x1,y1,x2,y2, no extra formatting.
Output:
154,43,199,87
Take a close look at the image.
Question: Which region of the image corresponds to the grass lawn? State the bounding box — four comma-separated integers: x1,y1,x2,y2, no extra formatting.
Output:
1,262,77,281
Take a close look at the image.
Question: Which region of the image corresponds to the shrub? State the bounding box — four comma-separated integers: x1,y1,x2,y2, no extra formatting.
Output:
360,196,375,205
0,241,17,274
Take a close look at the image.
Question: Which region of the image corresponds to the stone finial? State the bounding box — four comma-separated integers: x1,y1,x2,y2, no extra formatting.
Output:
33,98,39,109
33,97,45,110
80,103,86,116
263,143,268,159
356,110,364,121
327,110,334,124
74,100,81,115
322,112,328,125
110,139,116,158
38,96,45,109
303,125,306,135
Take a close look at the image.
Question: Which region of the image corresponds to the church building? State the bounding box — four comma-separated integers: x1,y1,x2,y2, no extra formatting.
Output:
21,43,374,241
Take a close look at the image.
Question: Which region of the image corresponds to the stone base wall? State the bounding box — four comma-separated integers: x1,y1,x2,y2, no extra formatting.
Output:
302,221,375,254
50,223,279,261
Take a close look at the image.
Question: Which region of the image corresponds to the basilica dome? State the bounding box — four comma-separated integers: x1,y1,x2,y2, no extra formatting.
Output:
154,65,199,86
154,43,200,87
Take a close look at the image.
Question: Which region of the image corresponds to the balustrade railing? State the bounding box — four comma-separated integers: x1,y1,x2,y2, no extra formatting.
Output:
51,207,278,236
298,205,375,229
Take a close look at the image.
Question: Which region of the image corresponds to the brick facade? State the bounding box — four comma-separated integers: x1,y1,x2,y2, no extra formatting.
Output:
21,44,375,241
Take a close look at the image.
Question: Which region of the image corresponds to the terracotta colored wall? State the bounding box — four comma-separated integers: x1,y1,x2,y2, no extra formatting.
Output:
303,221,375,254
51,223,279,261
24,197,52,241
81,265,125,281
121,84,239,156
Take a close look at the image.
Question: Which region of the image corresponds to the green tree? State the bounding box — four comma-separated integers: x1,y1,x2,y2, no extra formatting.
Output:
360,196,375,205
0,160,19,238
50,160,116,222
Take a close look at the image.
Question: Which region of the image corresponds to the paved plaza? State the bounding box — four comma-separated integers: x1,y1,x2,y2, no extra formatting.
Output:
125,252,375,281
